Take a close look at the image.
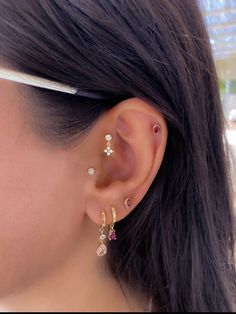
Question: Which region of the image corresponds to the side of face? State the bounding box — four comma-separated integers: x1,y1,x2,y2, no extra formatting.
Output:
0,80,87,296
0,78,168,298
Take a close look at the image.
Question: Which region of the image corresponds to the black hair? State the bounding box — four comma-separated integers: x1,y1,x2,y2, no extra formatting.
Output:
0,0,235,311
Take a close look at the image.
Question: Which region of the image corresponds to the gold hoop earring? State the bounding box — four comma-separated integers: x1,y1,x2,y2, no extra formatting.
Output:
109,205,117,241
97,210,107,257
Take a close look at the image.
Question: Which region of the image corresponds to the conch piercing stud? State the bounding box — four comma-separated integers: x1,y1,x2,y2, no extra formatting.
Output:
97,210,107,257
104,134,114,156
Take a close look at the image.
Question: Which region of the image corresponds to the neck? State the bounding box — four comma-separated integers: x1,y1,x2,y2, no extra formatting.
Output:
0,217,146,312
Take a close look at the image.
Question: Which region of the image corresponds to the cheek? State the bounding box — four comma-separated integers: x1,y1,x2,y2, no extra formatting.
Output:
0,141,83,297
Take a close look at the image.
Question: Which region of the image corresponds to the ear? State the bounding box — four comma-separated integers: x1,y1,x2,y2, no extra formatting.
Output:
84,97,168,225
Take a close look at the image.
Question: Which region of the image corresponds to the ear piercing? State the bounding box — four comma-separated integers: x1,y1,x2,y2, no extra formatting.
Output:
153,124,160,134
88,167,95,176
104,134,114,156
96,206,117,257
93,125,158,173
97,210,107,257
95,123,159,255
96,200,131,255
124,197,132,209
109,206,117,241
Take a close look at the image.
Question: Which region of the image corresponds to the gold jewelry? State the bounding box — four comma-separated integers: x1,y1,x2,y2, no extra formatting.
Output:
109,205,117,241
97,210,107,256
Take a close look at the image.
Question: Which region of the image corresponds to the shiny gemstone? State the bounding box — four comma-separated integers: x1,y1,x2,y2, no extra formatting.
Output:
97,243,107,256
104,148,114,156
99,233,106,241
105,134,112,141
88,167,95,176
109,230,116,241
153,125,160,133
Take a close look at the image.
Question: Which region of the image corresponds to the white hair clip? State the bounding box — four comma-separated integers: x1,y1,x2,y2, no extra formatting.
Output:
0,67,109,99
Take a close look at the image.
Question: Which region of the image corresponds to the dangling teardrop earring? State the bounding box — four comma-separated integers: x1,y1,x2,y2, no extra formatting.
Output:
109,206,117,241
97,210,107,257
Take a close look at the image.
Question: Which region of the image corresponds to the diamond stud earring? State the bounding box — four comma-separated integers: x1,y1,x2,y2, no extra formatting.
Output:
104,134,114,156
88,167,95,176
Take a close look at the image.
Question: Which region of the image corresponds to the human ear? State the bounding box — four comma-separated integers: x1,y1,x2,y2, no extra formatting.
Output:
84,97,168,225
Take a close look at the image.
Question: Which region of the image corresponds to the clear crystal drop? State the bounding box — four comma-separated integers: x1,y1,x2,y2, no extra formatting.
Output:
97,243,107,256
105,134,112,141
99,233,106,241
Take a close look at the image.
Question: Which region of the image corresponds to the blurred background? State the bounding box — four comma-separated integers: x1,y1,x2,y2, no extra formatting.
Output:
200,0,236,208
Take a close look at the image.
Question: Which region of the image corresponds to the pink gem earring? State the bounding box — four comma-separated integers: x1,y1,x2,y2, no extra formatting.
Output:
109,206,117,241
97,210,107,257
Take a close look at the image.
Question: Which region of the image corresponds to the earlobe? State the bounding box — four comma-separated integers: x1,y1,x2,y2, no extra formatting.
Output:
84,97,168,226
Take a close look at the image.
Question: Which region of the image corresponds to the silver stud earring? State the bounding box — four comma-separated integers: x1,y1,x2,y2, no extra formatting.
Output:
104,134,114,156
88,167,95,176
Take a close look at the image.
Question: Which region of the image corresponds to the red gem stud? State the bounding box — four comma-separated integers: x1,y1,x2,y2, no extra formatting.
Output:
153,124,160,134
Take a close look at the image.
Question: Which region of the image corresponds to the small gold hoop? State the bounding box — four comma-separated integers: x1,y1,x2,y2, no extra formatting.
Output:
109,206,117,241
101,210,106,228
111,206,116,224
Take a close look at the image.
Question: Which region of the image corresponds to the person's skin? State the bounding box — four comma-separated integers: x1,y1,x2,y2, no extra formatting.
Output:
0,77,168,312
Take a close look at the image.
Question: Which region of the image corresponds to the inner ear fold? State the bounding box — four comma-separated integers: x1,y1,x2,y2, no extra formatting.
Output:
84,97,168,225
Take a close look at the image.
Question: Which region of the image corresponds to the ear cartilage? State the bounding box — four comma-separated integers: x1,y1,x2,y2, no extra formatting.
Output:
104,134,114,156
153,124,160,134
